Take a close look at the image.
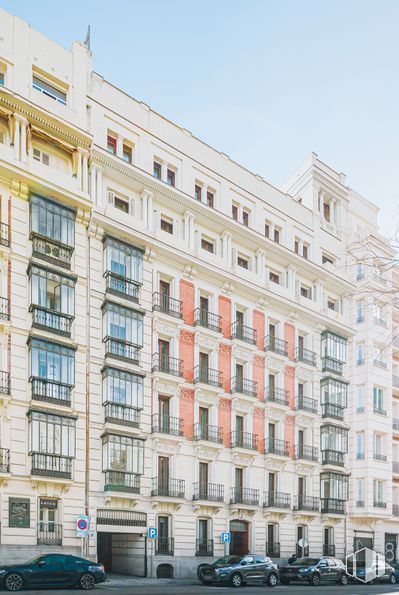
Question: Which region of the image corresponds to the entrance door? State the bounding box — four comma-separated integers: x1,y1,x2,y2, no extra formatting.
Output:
385,533,397,564
200,296,209,326
97,532,112,571
199,352,209,382
230,520,249,555
159,280,170,311
158,340,170,371
158,396,170,432
199,462,208,498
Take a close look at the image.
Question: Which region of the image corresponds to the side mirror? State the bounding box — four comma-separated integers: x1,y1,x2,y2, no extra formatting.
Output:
38,561,46,567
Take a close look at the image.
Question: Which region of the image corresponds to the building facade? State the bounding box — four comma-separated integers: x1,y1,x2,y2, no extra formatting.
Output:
0,8,397,577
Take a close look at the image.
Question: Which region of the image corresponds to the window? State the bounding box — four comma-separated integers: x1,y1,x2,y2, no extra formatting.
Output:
274,228,280,243
320,378,348,409
32,74,67,105
322,253,335,265
357,301,364,323
29,337,75,389
201,237,214,253
356,261,364,280
356,433,364,459
237,255,248,269
0,72,4,86
30,264,75,318
303,244,308,259
327,298,337,311
265,222,270,238
102,433,144,475
321,424,348,453
160,216,173,234
28,410,75,457
373,346,386,368
166,168,175,187
206,190,214,208
373,434,383,456
114,196,129,213
104,302,144,347
153,161,162,179
103,367,143,410
30,194,75,250
300,285,311,299
232,204,238,221
373,479,384,505
242,210,249,227
321,331,347,364
356,479,365,506
195,184,202,201
373,387,384,413
294,238,309,259
356,386,365,412
269,271,280,285
33,148,50,166
105,237,143,284
357,344,364,365
107,135,117,155
323,201,331,222
122,143,132,163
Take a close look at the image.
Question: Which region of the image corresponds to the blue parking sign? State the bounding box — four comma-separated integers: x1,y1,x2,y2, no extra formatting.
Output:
147,527,158,539
221,531,230,543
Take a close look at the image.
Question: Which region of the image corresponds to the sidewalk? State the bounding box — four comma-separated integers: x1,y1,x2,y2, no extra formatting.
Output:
106,574,197,586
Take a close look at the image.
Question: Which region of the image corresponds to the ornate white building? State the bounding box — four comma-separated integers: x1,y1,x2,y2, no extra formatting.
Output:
0,7,397,577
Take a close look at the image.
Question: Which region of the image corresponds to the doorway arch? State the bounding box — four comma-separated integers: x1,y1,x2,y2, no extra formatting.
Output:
229,520,249,555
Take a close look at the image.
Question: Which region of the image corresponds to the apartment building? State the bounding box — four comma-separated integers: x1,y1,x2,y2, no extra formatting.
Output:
0,8,397,577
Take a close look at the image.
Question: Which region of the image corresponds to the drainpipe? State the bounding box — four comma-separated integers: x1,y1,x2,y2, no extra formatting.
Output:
85,214,92,556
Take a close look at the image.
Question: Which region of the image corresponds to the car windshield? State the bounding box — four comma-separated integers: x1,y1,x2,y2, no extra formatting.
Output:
291,558,320,566
25,556,45,565
213,556,242,566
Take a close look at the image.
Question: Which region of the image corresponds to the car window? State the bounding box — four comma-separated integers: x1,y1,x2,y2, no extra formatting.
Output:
255,556,266,564
292,558,319,566
242,556,254,564
328,559,336,566
318,559,328,567
41,555,67,566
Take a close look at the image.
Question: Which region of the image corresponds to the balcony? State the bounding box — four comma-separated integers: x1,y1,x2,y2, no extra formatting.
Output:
295,347,317,367
295,396,318,414
196,538,214,557
104,337,140,364
104,402,140,428
321,403,345,421
152,414,184,437
321,498,345,514
393,462,399,474
374,316,387,327
0,371,10,395
194,308,221,333
0,222,10,248
104,470,140,493
264,336,288,357
31,233,74,269
374,359,387,369
193,366,223,388
322,450,345,467
104,270,141,302
323,545,336,556
266,542,280,557
230,431,258,451
264,438,290,457
265,387,289,406
230,487,259,506
31,378,72,406
230,322,257,345
31,453,72,479
152,292,182,318
374,501,387,509
155,537,174,556
151,477,185,498
263,491,291,509
393,375,399,389
37,523,62,546
294,445,318,462
152,354,183,377
294,495,320,512
393,504,399,517
193,423,223,444
0,448,9,473
231,377,257,398
193,482,224,502
321,356,344,375
374,453,387,462
373,406,387,416
30,305,73,337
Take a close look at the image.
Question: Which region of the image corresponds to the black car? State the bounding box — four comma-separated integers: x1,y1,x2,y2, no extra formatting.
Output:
198,554,279,588
0,553,106,591
279,556,349,587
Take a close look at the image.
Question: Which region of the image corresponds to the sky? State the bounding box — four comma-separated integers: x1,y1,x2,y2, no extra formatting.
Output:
2,0,399,237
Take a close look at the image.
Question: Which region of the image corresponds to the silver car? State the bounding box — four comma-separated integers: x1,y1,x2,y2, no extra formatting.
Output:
198,554,279,588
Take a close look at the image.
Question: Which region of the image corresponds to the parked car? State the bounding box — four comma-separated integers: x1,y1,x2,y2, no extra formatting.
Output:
0,553,106,591
389,562,399,583
349,560,396,585
198,554,279,587
279,556,349,586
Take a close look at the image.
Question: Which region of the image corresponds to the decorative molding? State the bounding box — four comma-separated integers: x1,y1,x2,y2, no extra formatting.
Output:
253,354,265,367
232,452,255,466
180,330,195,345
197,336,218,351
221,281,234,296
218,343,231,356
219,398,232,410
10,180,29,200
265,356,285,372
285,415,295,426
232,346,252,362
255,298,268,311
154,321,178,337
181,265,196,280
180,388,195,402
195,447,220,461
254,407,264,418
195,392,219,405
144,247,156,263
154,382,177,396
284,366,295,377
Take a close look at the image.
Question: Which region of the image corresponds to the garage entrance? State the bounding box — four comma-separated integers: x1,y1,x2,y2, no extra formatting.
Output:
229,520,249,555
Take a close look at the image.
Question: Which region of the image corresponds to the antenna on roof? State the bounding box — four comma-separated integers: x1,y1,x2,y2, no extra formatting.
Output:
84,25,91,50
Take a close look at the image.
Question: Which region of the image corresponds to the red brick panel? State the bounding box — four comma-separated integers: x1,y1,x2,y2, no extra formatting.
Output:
253,310,265,350
179,330,195,383
253,355,265,401
218,343,231,392
218,398,232,447
218,295,231,339
284,365,295,409
179,388,195,439
284,322,295,360
253,408,265,453
284,415,295,458
180,279,195,325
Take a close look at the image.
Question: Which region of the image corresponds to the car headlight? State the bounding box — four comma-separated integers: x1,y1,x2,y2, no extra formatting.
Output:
299,568,311,573
0,570,7,575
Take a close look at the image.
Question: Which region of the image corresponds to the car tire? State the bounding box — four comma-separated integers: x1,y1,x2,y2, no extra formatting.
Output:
197,564,207,580
339,574,349,586
310,573,321,587
79,573,96,590
4,573,24,592
280,578,290,585
389,573,396,585
267,572,278,587
230,572,243,588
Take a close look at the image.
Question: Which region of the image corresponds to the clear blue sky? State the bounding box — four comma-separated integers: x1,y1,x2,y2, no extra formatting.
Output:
2,0,399,236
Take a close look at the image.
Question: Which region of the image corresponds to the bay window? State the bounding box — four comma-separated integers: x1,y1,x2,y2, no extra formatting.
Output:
102,367,143,426
28,409,75,478
321,331,347,375
30,195,75,267
29,338,75,404
103,302,144,363
104,237,143,301
320,472,348,513
102,433,144,492
321,424,348,466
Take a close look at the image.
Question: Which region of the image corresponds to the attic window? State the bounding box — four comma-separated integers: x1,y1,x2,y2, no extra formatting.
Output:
32,74,67,105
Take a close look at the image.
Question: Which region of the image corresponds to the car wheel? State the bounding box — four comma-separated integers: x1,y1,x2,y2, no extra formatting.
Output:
79,573,95,590
339,574,349,586
197,563,207,580
389,573,396,585
267,572,278,587
310,573,321,587
280,578,290,585
4,573,23,592
230,572,243,588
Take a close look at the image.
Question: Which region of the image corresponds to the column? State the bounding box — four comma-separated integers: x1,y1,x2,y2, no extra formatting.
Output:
82,152,89,193
77,150,82,191
13,117,20,161
90,165,97,204
20,120,27,164
96,167,103,205
222,231,232,266
286,265,296,293
256,249,266,280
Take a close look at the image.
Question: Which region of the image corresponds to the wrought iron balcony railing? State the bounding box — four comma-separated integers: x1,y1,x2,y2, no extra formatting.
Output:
266,542,280,557
231,377,258,398
152,292,182,318
0,222,10,247
294,444,318,462
31,453,72,479
0,371,10,395
104,270,141,302
374,500,387,508
264,438,290,457
321,356,344,375
295,346,317,367
104,337,141,364
155,537,174,556
265,386,289,406
230,322,257,345
230,431,258,451
193,423,223,444
264,336,288,356
196,538,214,557
152,414,184,437
37,523,62,545
31,377,72,406
194,308,221,333
393,462,399,474
31,233,74,269
322,449,345,467
104,470,140,493
193,366,223,388
295,396,318,413
151,477,185,498
374,452,387,462
263,491,291,509
30,305,73,336
152,354,183,377
104,402,140,427
393,504,399,517
0,448,9,473
230,487,259,506
294,495,320,512
193,482,224,502
321,498,345,514
321,403,345,420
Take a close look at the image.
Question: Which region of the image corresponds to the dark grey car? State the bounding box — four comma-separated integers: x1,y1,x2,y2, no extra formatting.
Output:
198,554,279,588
